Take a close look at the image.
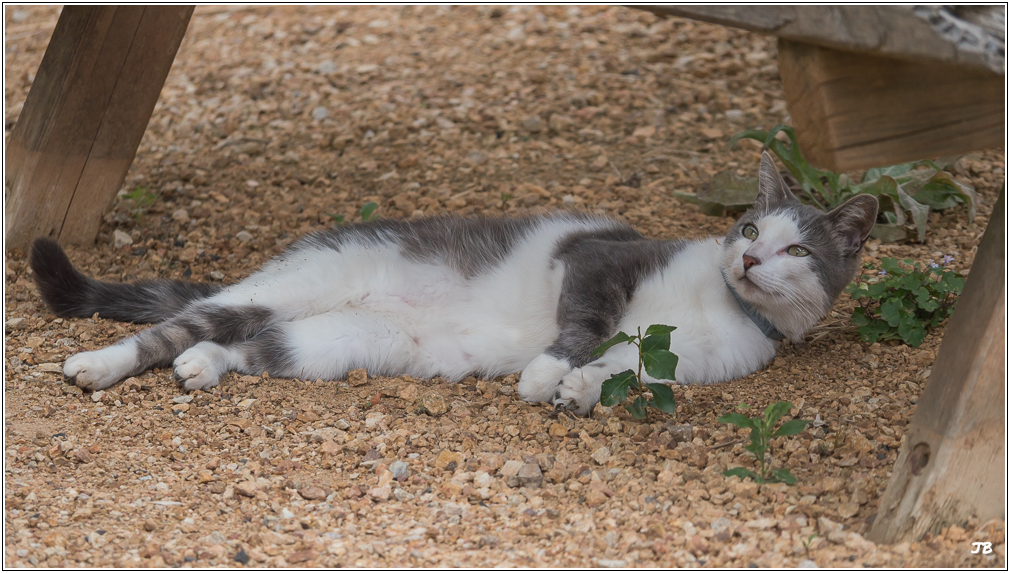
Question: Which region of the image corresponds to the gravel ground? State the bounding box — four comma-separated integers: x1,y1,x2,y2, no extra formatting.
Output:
4,5,1006,568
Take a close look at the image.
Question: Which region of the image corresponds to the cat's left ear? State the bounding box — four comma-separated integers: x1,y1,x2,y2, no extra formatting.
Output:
827,194,879,255
755,151,798,208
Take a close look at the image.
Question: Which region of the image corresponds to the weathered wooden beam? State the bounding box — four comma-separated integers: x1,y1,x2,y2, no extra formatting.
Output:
776,39,1003,172
868,192,1006,543
4,5,193,252
640,5,1005,74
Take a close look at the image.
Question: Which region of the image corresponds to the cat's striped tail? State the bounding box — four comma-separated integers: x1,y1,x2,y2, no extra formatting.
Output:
29,237,222,324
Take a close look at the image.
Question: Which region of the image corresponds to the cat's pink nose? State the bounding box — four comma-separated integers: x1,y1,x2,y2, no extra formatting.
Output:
742,254,760,270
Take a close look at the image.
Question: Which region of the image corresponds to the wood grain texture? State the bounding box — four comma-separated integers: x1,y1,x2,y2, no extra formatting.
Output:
868,192,1006,544
776,39,1003,172
641,5,1005,73
4,5,193,252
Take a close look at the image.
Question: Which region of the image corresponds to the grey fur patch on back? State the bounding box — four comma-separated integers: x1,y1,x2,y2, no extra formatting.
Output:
547,228,687,367
297,213,621,278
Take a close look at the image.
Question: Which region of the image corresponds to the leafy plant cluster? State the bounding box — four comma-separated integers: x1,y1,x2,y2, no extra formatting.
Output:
719,401,810,485
593,325,679,420
696,125,977,242
846,256,964,347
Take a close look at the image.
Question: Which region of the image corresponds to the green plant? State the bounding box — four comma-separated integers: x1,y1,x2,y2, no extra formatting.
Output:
846,256,964,347
327,201,379,225
123,186,156,220
592,325,678,420
719,401,809,485
802,534,817,556
500,192,514,211
716,125,976,242
360,201,378,222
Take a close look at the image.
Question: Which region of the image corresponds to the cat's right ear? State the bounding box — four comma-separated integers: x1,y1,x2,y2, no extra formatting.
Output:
755,151,797,209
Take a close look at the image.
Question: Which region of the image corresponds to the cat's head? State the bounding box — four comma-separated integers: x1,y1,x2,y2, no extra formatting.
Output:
720,152,878,341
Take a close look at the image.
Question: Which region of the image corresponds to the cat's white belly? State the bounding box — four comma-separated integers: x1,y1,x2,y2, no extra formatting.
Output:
618,239,777,384
209,225,572,380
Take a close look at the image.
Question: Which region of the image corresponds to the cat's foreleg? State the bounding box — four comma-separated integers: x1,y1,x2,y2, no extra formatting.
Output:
552,343,639,415
63,303,272,390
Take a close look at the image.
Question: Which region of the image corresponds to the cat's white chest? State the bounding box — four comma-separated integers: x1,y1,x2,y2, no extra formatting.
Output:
620,239,777,384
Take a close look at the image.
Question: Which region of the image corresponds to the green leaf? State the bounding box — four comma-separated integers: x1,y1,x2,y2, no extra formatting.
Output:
896,185,929,242
646,383,676,413
643,349,678,381
773,419,810,437
764,401,792,425
591,332,632,358
743,441,764,457
897,320,927,347
770,468,798,485
880,298,905,327
645,324,677,336
599,370,636,407
641,333,670,353
850,306,871,327
360,201,379,221
723,467,759,480
858,320,891,343
717,412,755,429
625,396,648,419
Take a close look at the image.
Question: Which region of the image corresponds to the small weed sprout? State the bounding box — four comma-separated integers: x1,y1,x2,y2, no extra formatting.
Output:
719,401,809,485
802,534,817,556
124,186,157,220
500,192,514,211
360,201,378,222
327,213,346,225
592,325,678,420
846,256,964,347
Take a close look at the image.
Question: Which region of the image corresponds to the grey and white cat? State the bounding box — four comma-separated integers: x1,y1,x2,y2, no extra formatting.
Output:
30,153,877,415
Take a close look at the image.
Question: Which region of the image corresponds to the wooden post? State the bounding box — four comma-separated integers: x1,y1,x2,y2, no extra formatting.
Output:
776,39,1004,172
868,192,1005,543
4,5,193,252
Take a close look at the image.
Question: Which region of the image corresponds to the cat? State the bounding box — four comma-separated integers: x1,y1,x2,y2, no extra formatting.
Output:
29,152,877,415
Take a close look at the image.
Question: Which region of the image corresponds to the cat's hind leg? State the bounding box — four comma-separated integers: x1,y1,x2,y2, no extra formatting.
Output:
64,303,273,390
206,311,417,383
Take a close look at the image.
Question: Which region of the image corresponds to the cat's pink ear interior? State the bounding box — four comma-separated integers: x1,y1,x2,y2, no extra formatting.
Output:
755,151,797,207
829,194,879,254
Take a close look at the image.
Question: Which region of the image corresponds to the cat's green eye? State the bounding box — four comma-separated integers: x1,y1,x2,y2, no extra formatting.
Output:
742,224,759,240
787,245,810,257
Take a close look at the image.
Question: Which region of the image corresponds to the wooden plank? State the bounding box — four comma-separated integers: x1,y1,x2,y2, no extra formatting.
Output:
776,39,1003,172
4,6,193,252
868,192,1005,543
640,5,1005,74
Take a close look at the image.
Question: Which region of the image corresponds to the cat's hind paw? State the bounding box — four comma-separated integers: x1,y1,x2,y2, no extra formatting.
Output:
172,343,227,391
64,346,136,391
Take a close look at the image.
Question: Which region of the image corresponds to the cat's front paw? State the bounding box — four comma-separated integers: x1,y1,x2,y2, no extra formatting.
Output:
518,354,573,404
552,364,608,416
64,346,136,390
173,343,225,391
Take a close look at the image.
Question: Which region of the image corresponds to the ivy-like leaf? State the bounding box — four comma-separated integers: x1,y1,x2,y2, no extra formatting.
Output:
643,349,678,381
599,370,635,407
880,298,905,327
591,332,632,358
897,320,927,347
646,383,676,414
772,419,810,438
850,306,871,327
